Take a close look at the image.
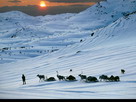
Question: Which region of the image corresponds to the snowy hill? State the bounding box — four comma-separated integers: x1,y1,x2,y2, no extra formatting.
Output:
69,0,136,30
0,0,136,99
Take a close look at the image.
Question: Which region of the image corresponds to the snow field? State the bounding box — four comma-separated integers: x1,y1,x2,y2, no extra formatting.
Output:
0,0,136,99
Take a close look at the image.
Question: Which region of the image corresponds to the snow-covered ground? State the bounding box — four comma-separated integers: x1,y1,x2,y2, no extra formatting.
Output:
0,0,136,99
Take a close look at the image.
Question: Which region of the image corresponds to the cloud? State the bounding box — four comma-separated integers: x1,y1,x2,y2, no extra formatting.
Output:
8,0,21,3
46,0,104,3
0,5,91,16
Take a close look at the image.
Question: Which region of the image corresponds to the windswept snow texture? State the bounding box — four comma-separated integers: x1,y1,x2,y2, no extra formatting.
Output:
0,0,136,99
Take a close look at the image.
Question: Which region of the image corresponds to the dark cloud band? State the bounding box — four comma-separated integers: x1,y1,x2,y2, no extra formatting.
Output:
8,0,21,3
0,5,91,16
46,0,104,3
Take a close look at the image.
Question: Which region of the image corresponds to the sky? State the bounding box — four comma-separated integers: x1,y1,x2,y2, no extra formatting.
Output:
0,0,104,16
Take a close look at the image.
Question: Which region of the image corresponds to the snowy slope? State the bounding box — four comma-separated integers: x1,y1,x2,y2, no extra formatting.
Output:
0,11,77,63
0,0,136,99
1,0,136,64
69,0,136,30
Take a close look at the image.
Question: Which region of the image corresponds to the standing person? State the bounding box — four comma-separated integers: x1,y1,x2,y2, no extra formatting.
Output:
22,74,26,85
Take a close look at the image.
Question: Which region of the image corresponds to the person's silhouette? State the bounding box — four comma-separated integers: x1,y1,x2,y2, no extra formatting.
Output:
22,74,26,85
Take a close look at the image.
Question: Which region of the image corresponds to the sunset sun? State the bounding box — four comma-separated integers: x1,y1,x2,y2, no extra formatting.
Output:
40,1,46,7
